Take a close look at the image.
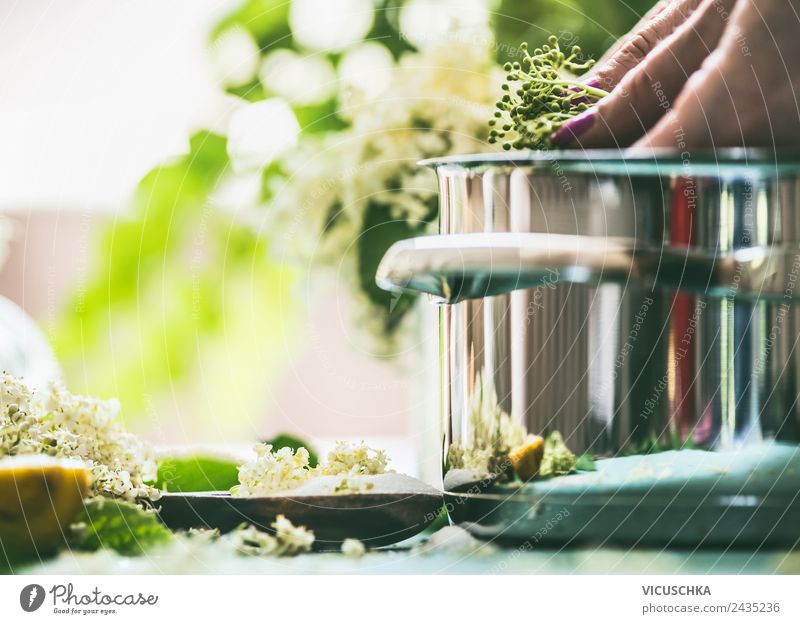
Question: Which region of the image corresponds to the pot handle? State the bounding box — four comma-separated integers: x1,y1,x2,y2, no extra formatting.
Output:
375,232,800,303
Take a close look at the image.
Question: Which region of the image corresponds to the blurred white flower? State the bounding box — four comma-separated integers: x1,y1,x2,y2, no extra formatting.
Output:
233,515,314,557
270,514,315,555
270,38,498,235
338,42,394,100
290,0,374,52
341,537,366,558
260,49,337,105
233,523,278,556
209,172,263,217
209,27,261,87
227,99,300,171
262,35,502,348
400,0,491,50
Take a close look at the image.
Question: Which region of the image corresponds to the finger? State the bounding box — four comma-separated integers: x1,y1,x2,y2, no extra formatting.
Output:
590,0,676,68
553,0,736,148
632,54,729,149
588,0,705,93
637,0,800,149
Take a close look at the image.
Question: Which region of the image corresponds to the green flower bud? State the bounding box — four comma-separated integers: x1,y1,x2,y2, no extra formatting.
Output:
488,36,607,150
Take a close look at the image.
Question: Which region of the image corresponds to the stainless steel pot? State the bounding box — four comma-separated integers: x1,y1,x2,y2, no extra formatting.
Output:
378,150,800,467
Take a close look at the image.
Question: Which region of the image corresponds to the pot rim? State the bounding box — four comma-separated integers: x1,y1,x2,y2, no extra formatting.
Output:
419,147,800,177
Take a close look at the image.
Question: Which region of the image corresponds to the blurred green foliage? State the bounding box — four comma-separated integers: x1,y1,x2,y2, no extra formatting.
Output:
52,132,297,426
358,199,437,336
157,456,240,492
492,0,656,62
69,498,172,556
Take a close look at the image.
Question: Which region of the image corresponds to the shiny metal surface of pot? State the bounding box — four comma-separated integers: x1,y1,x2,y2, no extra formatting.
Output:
378,150,800,464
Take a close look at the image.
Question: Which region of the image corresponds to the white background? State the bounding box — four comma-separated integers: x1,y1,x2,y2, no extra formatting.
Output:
1,574,798,623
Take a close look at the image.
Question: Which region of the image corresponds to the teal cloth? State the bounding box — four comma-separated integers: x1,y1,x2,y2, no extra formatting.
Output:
18,545,800,575
513,443,800,500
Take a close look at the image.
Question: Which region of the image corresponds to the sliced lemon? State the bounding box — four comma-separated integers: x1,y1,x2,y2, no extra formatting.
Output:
0,455,91,558
508,436,545,481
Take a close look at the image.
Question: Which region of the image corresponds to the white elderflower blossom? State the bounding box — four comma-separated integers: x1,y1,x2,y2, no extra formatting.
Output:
317,440,390,476
271,514,315,556
260,38,502,349
232,515,314,557
232,441,393,497
0,373,47,455
341,537,366,558
232,444,313,496
0,373,158,501
447,372,532,479
231,441,394,496
233,523,279,557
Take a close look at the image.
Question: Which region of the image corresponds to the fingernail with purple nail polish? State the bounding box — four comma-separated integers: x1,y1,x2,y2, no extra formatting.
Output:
550,109,597,147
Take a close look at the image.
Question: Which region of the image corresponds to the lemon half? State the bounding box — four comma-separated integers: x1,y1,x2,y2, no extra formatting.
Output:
508,436,545,481
0,455,90,559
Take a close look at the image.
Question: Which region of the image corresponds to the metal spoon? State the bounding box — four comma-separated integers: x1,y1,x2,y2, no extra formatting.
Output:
156,479,443,549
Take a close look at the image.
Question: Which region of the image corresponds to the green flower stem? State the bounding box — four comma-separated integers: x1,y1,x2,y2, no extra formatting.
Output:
488,35,608,150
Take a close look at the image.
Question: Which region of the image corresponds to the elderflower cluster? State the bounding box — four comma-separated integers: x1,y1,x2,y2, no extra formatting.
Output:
447,372,532,479
317,440,390,477
489,35,606,150
232,440,391,497
446,372,577,481
341,538,366,559
0,374,48,455
261,39,502,349
232,444,312,496
268,40,498,260
0,373,158,501
233,515,315,557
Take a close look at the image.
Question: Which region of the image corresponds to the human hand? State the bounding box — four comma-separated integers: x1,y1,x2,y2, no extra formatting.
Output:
551,0,800,149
